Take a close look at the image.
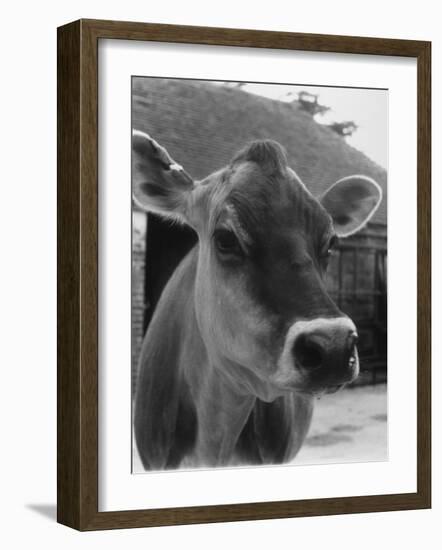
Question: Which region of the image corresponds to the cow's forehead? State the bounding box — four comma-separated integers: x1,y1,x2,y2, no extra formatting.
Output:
205,161,332,243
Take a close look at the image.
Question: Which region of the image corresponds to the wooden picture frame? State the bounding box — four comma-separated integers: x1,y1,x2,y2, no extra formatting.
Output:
57,18,431,530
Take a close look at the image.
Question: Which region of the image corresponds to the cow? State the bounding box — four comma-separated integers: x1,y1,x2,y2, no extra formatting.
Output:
132,130,382,470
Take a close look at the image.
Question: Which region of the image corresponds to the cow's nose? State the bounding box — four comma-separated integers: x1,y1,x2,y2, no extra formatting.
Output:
292,326,358,372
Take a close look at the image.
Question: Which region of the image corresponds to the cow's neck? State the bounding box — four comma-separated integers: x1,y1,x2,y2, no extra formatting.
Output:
179,317,255,465
191,360,256,467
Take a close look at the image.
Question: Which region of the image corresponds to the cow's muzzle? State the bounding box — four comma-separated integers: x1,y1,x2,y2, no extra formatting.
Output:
277,317,360,392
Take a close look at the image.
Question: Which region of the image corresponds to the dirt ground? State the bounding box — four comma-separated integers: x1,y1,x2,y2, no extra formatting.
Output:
294,383,388,465
133,383,387,472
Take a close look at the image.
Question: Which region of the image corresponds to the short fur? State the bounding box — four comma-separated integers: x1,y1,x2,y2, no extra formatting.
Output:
231,140,288,177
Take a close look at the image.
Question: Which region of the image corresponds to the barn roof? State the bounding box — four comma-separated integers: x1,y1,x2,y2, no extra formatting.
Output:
132,78,387,226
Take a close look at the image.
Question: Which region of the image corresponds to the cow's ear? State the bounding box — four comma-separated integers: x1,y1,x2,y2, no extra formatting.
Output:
320,175,382,237
132,130,195,223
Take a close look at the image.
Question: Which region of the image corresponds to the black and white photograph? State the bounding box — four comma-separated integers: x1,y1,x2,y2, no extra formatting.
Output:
131,77,388,473
0,0,436,541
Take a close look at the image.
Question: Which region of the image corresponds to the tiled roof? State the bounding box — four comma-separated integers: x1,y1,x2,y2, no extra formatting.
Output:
132,78,387,225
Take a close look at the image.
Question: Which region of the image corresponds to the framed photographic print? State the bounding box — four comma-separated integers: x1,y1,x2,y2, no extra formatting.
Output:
57,19,431,530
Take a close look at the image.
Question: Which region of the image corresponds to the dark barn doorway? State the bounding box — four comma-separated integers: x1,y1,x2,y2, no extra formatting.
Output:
142,214,198,334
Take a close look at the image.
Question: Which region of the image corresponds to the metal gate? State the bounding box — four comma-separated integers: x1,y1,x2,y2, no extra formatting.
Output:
326,227,387,385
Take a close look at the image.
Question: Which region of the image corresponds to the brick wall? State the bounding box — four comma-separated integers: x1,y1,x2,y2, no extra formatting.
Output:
131,211,147,396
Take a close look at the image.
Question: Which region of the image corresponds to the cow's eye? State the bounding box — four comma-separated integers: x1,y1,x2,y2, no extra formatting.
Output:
214,229,243,257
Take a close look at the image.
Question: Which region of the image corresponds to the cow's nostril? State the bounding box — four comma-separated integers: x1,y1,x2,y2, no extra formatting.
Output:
293,334,324,370
348,331,358,367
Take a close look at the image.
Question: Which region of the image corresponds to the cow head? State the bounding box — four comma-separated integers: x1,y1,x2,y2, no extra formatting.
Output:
133,131,382,400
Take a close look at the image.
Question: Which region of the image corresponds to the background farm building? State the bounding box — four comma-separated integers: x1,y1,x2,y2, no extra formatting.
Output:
131,78,388,396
